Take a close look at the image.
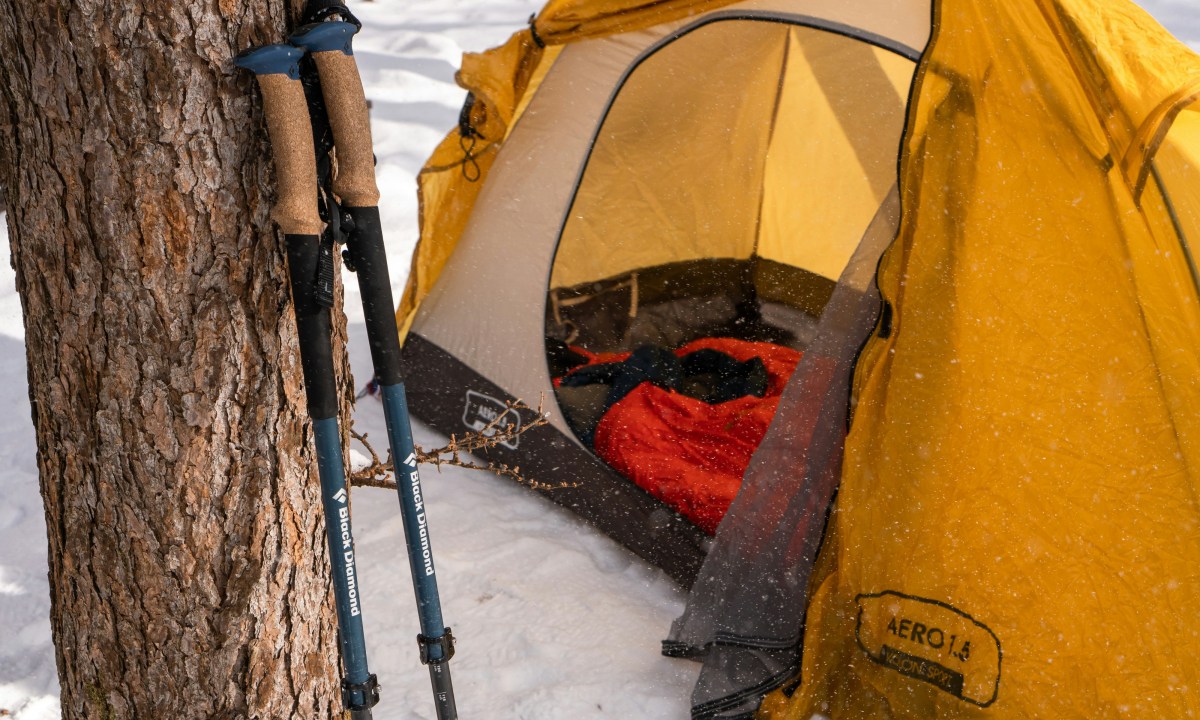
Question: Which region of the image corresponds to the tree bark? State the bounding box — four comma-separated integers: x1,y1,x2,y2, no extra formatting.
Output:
0,1,350,717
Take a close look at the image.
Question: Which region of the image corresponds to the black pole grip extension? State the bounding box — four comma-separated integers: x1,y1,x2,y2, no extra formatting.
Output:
342,206,404,386
285,233,340,421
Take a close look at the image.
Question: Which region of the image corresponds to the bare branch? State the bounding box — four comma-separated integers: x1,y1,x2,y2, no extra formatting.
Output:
348,428,392,487
348,398,577,491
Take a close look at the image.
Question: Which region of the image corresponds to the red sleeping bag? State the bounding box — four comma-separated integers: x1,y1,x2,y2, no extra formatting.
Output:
564,338,801,534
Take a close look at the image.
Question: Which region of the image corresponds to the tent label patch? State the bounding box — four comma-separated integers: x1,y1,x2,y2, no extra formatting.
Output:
855,591,1001,706
462,390,521,449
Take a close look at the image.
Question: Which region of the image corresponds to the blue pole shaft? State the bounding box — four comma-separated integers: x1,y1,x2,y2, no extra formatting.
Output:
313,417,372,700
381,383,458,718
379,383,447,642
340,205,458,720
278,227,380,716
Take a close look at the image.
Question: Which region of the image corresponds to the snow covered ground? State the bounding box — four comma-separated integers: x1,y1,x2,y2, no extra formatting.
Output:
0,0,1196,718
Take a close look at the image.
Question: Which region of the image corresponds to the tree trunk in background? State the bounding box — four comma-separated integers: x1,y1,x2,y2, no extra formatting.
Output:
0,1,350,717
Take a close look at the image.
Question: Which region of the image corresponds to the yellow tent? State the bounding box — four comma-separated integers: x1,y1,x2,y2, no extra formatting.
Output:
761,0,1200,717
394,0,1200,716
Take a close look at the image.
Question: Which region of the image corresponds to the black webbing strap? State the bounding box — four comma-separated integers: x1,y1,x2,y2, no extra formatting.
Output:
302,0,361,29
528,13,545,48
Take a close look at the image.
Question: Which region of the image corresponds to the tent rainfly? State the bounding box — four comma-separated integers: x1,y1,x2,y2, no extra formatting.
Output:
395,0,1200,716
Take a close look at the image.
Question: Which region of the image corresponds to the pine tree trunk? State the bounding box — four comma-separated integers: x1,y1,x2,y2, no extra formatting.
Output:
0,1,349,717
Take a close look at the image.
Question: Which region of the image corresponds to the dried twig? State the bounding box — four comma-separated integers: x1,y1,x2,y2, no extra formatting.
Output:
349,398,577,491
348,427,394,489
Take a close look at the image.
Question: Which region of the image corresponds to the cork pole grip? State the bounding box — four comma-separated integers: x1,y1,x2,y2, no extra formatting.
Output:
310,50,380,208
256,74,324,235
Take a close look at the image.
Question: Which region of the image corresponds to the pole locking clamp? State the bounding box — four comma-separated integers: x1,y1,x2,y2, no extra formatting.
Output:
417,627,456,664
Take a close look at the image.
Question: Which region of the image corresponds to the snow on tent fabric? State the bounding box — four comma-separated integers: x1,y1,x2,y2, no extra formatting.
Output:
394,0,1200,716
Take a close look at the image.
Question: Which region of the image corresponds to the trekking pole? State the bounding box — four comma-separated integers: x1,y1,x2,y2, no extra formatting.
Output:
234,44,380,720
290,19,459,720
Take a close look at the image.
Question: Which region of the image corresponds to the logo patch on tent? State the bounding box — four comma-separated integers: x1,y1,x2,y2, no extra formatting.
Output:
855,591,1001,706
462,390,521,450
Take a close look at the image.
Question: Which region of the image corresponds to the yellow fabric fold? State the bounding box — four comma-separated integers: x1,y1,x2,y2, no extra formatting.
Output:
766,0,1200,717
